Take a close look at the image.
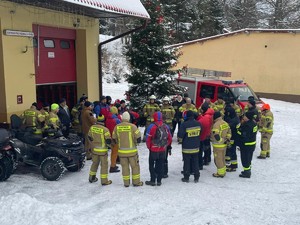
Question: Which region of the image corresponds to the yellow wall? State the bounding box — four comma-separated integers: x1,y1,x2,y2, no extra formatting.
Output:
0,1,99,122
174,32,300,96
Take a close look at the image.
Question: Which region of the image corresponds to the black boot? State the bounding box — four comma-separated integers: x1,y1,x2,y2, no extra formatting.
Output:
181,175,189,183
89,175,98,183
109,166,120,173
226,164,237,172
194,175,200,183
145,180,156,186
239,170,251,178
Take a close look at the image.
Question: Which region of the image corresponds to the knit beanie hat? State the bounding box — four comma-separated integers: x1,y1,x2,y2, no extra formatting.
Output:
51,103,59,111
122,112,130,122
110,106,118,115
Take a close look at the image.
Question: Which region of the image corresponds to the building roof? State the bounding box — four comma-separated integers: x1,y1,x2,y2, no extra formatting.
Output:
63,0,150,19
7,0,150,19
168,28,300,48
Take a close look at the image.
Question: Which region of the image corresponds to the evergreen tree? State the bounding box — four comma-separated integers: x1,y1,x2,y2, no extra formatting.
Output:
189,0,224,39
125,0,182,108
160,0,195,44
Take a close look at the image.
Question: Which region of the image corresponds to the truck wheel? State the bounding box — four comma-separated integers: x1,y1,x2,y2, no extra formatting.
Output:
0,155,13,181
40,157,65,181
67,159,85,172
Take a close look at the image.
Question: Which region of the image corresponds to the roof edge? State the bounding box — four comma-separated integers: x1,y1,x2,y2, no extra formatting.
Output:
167,28,300,48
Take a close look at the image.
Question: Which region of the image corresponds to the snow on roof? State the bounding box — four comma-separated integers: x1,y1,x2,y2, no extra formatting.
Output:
63,0,150,19
168,28,300,48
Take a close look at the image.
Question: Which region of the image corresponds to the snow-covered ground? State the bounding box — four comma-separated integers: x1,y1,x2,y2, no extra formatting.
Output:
0,83,299,225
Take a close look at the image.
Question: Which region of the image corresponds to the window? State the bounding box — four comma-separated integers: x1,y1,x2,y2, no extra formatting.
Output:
33,38,38,48
60,40,70,49
200,85,215,99
218,86,234,100
230,87,258,101
44,40,55,48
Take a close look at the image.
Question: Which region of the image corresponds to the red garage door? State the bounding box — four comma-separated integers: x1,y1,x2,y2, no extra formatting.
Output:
33,25,77,108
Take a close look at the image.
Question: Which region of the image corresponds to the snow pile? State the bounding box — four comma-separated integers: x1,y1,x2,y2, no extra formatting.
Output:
0,193,79,225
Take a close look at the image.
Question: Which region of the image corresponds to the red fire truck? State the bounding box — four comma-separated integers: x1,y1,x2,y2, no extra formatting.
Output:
176,68,263,109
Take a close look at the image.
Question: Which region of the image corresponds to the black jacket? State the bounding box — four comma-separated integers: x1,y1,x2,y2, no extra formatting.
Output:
178,118,201,151
58,106,71,126
224,107,240,142
236,120,258,147
172,100,184,120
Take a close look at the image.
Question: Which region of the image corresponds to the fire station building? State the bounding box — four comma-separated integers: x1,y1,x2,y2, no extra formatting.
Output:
0,0,149,123
171,29,300,103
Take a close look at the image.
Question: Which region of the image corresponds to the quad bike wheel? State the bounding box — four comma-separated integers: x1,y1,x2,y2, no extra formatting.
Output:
66,159,85,172
40,157,65,181
0,155,14,181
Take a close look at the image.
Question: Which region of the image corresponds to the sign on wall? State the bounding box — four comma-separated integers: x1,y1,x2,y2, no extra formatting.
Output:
3,29,34,38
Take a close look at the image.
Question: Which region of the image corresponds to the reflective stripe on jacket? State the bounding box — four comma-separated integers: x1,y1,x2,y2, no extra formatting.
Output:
89,124,111,155
211,117,231,148
112,122,141,157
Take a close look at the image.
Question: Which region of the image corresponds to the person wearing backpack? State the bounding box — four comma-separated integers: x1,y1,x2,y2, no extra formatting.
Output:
178,110,202,183
145,111,172,186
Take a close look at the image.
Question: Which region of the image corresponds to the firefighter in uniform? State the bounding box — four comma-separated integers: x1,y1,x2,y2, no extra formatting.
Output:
229,97,242,118
178,110,202,183
20,102,44,134
172,94,184,135
39,103,50,121
71,96,87,136
198,95,214,115
224,107,240,172
243,96,261,122
161,97,175,134
236,111,258,178
88,122,112,185
81,101,97,160
257,103,274,159
142,95,160,141
178,98,197,144
213,95,225,115
179,98,197,118
46,103,61,136
210,111,231,178
112,111,143,187
39,103,50,132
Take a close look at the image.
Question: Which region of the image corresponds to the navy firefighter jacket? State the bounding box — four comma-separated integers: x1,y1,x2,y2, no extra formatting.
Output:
178,118,202,153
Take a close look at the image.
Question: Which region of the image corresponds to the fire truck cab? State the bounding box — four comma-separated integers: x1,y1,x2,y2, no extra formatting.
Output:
176,69,263,109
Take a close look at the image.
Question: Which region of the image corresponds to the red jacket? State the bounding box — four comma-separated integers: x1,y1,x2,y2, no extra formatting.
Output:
146,112,172,152
198,108,214,141
105,112,121,135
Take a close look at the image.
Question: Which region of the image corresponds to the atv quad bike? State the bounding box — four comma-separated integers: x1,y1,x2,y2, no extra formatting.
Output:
0,128,14,181
6,114,86,181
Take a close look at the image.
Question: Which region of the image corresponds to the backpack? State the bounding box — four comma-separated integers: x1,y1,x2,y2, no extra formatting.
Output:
152,123,169,147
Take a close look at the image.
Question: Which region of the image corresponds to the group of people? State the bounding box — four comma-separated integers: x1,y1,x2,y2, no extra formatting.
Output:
20,92,274,187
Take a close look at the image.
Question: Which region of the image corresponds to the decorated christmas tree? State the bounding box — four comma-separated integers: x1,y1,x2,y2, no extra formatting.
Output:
125,0,182,109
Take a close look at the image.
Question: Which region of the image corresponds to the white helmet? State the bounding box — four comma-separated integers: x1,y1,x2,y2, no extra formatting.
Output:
162,96,170,101
149,95,156,100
